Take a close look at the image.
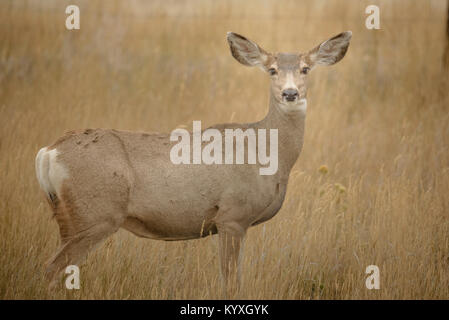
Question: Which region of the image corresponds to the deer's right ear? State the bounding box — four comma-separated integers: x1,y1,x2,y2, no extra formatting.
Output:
227,32,270,68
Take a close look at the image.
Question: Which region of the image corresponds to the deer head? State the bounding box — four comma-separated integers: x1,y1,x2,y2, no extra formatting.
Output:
227,31,352,113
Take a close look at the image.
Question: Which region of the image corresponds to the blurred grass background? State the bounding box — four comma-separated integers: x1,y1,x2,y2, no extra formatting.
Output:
0,0,448,299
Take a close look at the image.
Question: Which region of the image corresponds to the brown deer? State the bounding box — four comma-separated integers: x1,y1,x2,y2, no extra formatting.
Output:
36,31,351,287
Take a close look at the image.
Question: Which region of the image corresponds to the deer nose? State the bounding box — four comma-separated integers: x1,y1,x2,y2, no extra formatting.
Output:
282,88,299,101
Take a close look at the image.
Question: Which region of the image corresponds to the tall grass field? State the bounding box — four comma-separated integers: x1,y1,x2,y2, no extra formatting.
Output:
0,0,448,299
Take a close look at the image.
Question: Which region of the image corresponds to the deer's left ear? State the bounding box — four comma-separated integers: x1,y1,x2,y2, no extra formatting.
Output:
227,32,271,69
306,31,352,67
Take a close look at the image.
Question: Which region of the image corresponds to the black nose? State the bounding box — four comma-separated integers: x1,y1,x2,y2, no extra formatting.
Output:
282,88,299,101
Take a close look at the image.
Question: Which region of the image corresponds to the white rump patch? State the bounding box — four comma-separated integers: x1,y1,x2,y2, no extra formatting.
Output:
35,147,69,199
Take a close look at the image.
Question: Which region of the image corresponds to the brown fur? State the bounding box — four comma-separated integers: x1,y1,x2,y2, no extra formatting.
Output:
37,31,351,288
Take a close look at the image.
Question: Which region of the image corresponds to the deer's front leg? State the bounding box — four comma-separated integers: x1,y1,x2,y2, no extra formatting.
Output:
216,221,247,291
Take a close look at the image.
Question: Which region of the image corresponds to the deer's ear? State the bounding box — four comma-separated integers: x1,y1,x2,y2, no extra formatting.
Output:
306,31,352,67
227,32,270,68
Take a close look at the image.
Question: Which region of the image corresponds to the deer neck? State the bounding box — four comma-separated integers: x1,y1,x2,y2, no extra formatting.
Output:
256,92,306,175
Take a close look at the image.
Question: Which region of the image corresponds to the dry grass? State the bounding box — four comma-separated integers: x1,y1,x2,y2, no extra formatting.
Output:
1,0,449,299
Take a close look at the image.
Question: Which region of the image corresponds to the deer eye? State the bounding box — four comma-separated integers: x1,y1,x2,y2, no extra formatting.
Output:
301,67,310,75
268,68,278,76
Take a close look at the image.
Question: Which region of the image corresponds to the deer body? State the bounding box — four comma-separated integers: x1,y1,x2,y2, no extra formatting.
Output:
36,31,351,286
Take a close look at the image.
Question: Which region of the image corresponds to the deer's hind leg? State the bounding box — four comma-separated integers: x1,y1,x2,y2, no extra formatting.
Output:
45,188,126,287
45,221,120,285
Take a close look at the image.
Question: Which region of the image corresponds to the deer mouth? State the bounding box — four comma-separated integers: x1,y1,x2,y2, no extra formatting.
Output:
279,98,307,113
284,96,297,102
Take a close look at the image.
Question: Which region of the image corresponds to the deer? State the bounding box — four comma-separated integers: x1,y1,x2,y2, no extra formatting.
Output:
35,31,352,289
